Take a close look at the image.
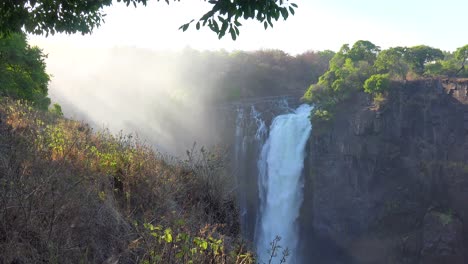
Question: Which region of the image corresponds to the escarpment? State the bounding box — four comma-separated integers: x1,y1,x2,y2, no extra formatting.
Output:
301,79,468,264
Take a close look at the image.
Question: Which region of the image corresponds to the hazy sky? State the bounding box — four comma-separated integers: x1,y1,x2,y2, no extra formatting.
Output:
29,0,468,54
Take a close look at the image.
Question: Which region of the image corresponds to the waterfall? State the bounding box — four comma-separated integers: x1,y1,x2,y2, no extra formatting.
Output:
256,104,312,264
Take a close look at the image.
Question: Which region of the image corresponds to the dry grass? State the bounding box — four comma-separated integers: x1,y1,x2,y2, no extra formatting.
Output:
0,99,252,264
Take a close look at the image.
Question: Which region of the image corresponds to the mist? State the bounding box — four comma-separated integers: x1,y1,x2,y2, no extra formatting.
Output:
45,46,228,156
41,44,329,156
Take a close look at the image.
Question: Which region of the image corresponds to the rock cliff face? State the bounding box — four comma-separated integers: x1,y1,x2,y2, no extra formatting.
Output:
301,79,468,264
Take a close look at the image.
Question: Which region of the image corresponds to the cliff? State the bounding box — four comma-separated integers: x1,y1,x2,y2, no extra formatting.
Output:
301,79,468,264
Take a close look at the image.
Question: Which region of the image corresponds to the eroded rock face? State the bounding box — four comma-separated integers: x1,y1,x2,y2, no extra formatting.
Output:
301,79,468,264
420,211,464,264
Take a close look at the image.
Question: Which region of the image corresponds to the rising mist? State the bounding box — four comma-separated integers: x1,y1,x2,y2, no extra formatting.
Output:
42,45,331,156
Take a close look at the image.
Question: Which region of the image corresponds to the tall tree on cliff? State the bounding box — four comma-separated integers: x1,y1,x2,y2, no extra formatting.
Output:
406,45,444,75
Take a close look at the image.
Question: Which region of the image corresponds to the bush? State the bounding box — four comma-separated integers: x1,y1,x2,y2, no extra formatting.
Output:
49,103,63,116
363,74,390,94
0,99,250,263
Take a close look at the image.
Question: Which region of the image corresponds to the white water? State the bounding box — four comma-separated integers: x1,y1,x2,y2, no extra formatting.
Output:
256,104,312,264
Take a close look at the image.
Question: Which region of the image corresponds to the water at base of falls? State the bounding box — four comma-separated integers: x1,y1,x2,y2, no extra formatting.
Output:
256,104,312,264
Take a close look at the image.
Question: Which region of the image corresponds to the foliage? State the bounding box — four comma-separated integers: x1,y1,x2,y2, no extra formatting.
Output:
435,211,453,226
348,40,380,64
454,44,468,75
372,92,386,108
49,103,63,116
363,74,390,95
179,0,298,40
0,99,250,263
266,236,289,264
0,0,297,40
422,49,468,77
405,45,444,74
303,40,379,121
136,222,255,264
174,48,333,101
454,45,468,63
303,41,468,123
0,33,50,109
374,47,409,80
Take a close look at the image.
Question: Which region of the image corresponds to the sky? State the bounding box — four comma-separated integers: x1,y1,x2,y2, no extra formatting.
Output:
29,0,468,55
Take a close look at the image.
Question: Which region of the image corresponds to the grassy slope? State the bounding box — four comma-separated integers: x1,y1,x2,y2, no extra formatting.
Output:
0,98,254,264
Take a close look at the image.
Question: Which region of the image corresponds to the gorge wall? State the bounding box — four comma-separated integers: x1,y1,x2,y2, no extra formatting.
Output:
301,79,468,264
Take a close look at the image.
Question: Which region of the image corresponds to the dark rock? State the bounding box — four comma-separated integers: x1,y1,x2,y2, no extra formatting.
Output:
420,210,464,264
301,79,468,264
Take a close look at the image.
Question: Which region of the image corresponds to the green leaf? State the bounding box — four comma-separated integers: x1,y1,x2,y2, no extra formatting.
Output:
179,23,190,32
176,251,184,259
218,31,225,39
289,6,295,15
230,28,237,40
221,21,228,34
274,10,280,20
201,241,208,250
281,8,288,19
164,228,173,243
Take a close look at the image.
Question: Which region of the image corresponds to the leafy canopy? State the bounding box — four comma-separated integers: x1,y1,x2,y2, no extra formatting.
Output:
0,0,298,40
406,45,444,74
374,47,409,80
303,41,468,123
454,44,468,74
363,73,390,95
0,33,50,110
303,40,380,109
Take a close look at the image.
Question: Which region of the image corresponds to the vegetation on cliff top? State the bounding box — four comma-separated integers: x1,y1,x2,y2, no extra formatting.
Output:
302,41,468,123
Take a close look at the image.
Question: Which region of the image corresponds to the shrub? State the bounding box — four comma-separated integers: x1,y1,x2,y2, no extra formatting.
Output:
0,98,250,263
49,103,63,116
363,74,390,95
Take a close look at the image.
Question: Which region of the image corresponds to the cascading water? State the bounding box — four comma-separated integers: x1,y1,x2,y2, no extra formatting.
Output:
256,104,312,264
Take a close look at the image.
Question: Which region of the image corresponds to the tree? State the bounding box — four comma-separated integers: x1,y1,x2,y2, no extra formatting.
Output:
0,0,298,40
374,47,409,80
348,40,380,64
363,74,390,95
0,33,50,109
406,45,444,74
303,40,378,121
454,44,468,75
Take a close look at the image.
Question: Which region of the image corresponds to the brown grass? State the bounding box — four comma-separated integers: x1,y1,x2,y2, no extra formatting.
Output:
0,99,252,264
